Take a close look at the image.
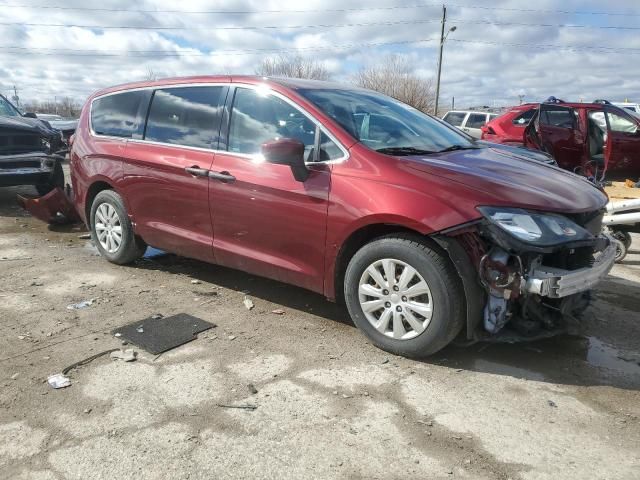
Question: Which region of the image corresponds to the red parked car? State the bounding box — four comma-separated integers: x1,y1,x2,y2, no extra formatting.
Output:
68,76,615,357
482,101,640,179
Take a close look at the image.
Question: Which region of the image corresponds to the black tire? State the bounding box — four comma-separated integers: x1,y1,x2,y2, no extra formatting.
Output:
35,161,64,196
613,238,627,263
612,230,632,251
344,234,465,358
90,190,146,265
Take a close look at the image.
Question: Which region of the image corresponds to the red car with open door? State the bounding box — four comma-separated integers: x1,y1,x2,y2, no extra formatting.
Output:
484,101,640,180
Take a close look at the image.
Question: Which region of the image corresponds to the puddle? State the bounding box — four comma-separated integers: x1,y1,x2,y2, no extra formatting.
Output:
586,337,640,376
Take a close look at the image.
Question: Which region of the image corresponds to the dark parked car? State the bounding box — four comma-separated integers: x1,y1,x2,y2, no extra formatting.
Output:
66,76,615,357
0,94,65,195
36,113,78,144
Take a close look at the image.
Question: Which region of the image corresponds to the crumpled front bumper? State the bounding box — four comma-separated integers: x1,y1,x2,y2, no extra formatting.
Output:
524,237,616,298
0,152,61,186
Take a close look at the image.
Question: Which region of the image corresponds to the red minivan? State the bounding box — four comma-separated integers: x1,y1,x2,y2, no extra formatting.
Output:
70,76,615,357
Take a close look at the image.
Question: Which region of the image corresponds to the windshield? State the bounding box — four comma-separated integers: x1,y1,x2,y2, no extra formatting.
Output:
298,88,475,154
0,95,21,117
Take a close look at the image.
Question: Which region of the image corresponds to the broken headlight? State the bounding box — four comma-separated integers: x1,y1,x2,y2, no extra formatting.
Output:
478,207,593,246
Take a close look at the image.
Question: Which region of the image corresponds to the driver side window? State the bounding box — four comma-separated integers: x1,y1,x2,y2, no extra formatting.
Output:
228,88,316,161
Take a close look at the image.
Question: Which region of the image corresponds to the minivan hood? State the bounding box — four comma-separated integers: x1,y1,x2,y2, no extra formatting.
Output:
404,147,607,214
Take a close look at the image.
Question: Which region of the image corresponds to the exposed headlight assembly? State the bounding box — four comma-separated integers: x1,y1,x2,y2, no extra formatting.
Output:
478,207,593,246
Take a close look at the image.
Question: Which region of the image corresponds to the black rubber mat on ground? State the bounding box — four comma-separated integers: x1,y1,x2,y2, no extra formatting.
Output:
112,314,215,355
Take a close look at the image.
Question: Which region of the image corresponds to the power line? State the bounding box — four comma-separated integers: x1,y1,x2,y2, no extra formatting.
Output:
0,18,443,30
0,38,441,57
1,38,639,58
1,17,638,31
449,39,640,54
0,1,638,17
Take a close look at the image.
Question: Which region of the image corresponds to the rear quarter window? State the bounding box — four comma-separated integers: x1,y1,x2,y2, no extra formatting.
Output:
465,113,488,129
91,90,149,138
443,112,466,127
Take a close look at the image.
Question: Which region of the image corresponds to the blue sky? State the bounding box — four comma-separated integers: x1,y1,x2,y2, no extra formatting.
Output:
0,0,639,108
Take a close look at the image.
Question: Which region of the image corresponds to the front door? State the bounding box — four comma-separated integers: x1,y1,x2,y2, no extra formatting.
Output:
122,85,228,262
604,107,640,178
209,86,343,293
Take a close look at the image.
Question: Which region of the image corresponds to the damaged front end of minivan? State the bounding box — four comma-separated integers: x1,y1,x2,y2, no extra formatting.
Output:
438,207,616,341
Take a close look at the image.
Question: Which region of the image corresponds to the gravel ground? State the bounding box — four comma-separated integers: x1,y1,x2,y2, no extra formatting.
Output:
1,177,639,480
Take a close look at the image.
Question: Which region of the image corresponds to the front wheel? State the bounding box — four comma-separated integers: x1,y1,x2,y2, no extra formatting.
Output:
344,235,465,358
90,190,146,264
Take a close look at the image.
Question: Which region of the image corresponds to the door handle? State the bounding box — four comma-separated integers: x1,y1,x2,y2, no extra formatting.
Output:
185,166,210,177
209,171,236,183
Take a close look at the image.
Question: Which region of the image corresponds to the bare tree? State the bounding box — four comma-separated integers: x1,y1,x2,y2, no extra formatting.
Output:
256,54,331,81
144,67,158,81
353,55,435,113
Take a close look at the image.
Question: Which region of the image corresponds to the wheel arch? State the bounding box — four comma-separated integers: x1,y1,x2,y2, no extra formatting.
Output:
332,223,437,304
84,179,115,227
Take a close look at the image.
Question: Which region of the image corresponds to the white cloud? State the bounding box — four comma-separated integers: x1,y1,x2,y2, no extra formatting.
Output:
0,0,638,108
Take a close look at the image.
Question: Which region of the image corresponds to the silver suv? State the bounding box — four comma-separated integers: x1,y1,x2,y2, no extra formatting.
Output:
442,110,498,139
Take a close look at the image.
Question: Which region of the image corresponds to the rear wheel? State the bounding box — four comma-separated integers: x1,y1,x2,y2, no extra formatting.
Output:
90,190,146,264
344,235,465,358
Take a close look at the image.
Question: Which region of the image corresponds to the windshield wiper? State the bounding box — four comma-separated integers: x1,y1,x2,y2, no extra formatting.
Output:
376,146,435,156
436,145,478,153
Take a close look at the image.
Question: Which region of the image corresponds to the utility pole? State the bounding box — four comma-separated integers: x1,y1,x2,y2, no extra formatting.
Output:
434,6,456,116
434,5,446,116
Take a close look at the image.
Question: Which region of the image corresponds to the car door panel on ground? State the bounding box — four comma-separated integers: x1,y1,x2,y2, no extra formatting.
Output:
122,85,228,262
210,86,339,293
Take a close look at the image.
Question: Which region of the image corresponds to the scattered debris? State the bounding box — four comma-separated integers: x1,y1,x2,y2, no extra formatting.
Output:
111,313,215,355
247,383,258,394
547,400,558,408
114,333,122,337
109,349,138,362
228,335,237,341
66,298,95,310
243,296,255,310
151,313,163,319
0,256,32,262
30,281,44,287
10,373,19,380
191,279,201,285
381,358,389,364
271,309,285,315
216,403,258,411
84,408,92,414
143,247,167,259
77,233,91,239
47,373,71,389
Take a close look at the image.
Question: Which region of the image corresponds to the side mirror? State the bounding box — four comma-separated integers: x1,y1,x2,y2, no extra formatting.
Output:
261,138,309,182
23,112,37,119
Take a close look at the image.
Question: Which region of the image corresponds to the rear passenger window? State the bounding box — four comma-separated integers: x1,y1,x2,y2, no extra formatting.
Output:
91,91,148,138
465,113,488,129
144,86,226,149
443,112,466,127
540,107,575,129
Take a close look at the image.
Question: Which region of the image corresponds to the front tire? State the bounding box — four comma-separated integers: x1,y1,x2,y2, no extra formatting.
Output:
90,190,146,265
344,235,465,358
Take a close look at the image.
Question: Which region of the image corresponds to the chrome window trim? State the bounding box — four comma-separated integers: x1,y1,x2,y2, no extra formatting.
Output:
88,81,350,165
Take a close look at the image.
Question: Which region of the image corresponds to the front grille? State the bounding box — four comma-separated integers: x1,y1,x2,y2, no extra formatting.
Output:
0,160,41,169
0,133,44,155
